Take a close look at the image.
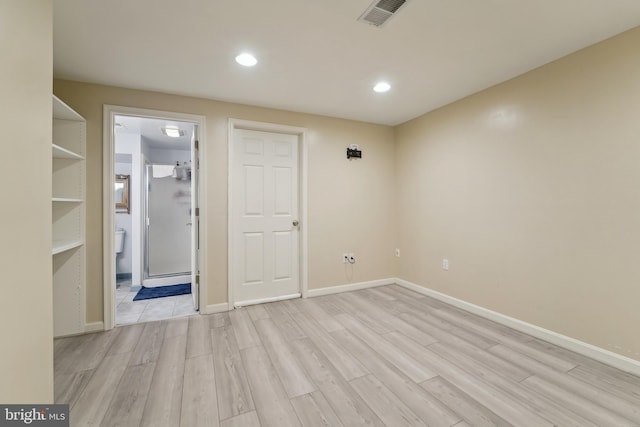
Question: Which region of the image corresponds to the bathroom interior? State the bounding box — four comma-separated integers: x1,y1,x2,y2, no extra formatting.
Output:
113,115,198,325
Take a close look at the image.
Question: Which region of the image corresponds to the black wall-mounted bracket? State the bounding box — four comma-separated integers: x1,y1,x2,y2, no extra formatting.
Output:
347,146,362,159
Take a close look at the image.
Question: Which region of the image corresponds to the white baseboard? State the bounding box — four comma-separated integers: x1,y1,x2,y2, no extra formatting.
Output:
394,278,640,377
85,321,104,333
306,278,395,298
204,302,230,314
235,293,301,308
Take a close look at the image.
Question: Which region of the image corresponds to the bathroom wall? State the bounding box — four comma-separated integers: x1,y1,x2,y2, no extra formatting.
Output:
115,133,144,286
146,141,191,165
115,155,132,276
115,137,192,281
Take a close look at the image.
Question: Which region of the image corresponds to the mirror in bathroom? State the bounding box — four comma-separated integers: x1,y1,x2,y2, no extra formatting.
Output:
115,174,130,214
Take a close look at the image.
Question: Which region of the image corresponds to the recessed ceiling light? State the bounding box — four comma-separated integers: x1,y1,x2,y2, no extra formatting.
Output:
373,82,391,93
235,53,257,67
161,126,184,138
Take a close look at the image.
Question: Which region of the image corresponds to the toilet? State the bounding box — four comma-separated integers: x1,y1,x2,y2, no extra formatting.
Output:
115,228,125,254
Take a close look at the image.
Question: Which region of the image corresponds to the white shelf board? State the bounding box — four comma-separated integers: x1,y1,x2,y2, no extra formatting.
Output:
52,143,84,160
52,197,83,203
53,95,84,121
52,239,83,256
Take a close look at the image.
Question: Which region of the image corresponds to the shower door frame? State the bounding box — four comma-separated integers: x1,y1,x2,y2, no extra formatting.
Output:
143,162,192,284
102,105,208,331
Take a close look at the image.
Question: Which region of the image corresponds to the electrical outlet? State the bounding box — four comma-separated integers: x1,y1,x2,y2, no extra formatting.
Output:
442,258,449,270
395,248,400,257
343,253,356,263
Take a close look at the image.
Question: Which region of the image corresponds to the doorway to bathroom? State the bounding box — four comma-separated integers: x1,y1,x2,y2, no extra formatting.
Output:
103,106,207,330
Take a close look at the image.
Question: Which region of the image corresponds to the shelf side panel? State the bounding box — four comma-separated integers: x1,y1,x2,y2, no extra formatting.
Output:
53,247,85,337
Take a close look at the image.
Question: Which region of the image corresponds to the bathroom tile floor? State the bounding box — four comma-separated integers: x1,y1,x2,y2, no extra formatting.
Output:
115,279,197,325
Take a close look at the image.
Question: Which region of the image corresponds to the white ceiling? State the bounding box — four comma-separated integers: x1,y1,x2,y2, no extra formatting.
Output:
54,0,640,126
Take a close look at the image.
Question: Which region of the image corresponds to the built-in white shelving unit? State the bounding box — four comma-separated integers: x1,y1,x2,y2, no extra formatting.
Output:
52,95,86,337
52,197,84,203
52,143,84,160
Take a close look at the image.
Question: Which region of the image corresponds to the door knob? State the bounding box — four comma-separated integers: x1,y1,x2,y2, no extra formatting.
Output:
292,220,299,227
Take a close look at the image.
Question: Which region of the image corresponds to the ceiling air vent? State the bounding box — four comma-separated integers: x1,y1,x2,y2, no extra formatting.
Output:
358,0,408,27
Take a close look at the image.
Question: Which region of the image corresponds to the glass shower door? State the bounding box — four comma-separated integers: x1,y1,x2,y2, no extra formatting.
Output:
146,164,191,277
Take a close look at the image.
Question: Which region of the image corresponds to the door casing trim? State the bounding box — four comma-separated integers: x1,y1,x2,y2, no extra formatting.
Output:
103,105,207,329
227,118,308,308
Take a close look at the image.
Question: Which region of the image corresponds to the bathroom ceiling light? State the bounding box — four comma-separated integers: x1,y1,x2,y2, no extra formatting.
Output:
235,53,258,67
373,81,391,93
161,126,184,138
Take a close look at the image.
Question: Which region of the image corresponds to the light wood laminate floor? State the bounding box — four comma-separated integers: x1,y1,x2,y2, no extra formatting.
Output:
55,285,640,426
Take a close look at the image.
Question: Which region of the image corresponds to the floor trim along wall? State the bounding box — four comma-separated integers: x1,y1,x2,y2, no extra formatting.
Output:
306,278,395,298
395,278,640,377
85,276,640,376
204,302,230,314
84,322,104,333
301,276,640,376
235,293,302,308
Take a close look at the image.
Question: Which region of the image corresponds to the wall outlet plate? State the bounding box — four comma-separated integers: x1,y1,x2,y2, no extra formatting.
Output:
442,258,449,270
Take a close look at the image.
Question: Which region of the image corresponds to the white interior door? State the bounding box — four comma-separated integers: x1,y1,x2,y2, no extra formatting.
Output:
232,128,299,305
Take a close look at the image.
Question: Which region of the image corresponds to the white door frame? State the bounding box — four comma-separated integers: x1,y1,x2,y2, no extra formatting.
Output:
103,105,207,330
228,118,308,307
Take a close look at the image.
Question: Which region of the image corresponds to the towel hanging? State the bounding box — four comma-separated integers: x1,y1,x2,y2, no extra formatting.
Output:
152,164,174,178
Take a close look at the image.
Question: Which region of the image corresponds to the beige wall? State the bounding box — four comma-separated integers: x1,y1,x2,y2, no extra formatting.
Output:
396,27,640,361
53,80,397,321
0,1,54,402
